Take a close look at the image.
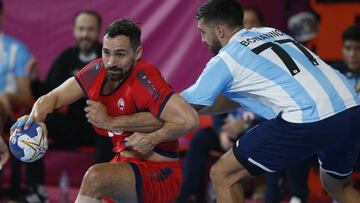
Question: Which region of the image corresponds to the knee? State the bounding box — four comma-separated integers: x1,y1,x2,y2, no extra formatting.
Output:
210,160,249,189
81,164,104,196
209,162,228,186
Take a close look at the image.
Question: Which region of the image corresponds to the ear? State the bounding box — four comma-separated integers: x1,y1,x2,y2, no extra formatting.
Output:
215,25,225,39
135,45,142,60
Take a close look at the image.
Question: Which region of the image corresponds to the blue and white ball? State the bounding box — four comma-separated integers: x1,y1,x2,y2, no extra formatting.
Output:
9,123,48,162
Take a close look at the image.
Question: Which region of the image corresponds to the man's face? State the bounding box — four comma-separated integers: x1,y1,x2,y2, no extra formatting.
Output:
198,18,222,55
73,13,99,53
243,10,261,29
102,34,140,81
343,40,360,72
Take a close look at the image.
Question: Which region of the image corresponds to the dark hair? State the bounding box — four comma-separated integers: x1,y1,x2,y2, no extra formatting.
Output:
104,19,141,50
196,0,243,28
74,10,102,29
244,7,263,25
343,24,360,43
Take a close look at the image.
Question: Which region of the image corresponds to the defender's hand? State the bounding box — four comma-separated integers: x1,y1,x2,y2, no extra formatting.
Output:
125,132,156,155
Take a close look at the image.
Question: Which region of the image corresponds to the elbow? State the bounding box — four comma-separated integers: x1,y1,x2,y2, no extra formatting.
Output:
182,108,199,132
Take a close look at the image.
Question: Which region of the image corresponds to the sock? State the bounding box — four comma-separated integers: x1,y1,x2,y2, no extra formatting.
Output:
75,195,101,203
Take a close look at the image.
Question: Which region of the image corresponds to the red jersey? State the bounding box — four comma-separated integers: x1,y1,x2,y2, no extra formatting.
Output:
75,58,179,158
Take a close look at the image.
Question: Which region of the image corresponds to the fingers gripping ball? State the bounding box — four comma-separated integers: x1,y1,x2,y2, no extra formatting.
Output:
9,123,48,162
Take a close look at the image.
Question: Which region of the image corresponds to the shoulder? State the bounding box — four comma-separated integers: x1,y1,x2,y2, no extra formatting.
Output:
133,59,162,79
77,58,104,79
82,58,104,71
132,59,170,95
75,58,104,91
135,59,158,71
56,46,79,59
205,55,228,70
3,34,30,52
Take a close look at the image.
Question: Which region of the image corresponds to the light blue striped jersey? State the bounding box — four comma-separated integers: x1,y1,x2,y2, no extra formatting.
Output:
181,27,360,123
0,33,31,93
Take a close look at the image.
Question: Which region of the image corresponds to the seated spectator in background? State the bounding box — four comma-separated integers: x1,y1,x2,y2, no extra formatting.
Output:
0,0,37,200
22,10,113,203
341,24,360,96
243,7,263,29
176,109,260,203
0,0,33,137
340,24,360,193
176,113,227,203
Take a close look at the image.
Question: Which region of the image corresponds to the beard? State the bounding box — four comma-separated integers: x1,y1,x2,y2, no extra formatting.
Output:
76,37,97,53
208,38,222,55
105,59,135,82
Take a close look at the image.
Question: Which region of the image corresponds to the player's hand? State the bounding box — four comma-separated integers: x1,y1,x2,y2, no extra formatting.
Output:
10,115,48,138
0,137,9,170
85,100,112,130
124,132,156,155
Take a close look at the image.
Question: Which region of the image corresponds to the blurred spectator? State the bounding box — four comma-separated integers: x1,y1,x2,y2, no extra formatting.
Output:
0,0,33,135
341,24,360,96
22,10,114,202
287,12,319,44
339,24,360,201
0,0,38,200
176,110,259,203
243,7,263,29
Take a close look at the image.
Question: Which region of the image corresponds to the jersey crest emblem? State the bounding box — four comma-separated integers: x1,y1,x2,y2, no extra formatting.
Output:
117,98,125,110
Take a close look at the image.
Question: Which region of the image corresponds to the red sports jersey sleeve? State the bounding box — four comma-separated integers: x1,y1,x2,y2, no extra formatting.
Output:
74,58,104,100
133,64,174,117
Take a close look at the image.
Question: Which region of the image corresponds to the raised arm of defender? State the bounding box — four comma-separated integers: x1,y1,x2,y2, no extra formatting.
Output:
124,94,199,154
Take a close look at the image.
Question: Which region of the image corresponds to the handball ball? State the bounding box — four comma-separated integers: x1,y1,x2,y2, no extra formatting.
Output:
9,122,48,162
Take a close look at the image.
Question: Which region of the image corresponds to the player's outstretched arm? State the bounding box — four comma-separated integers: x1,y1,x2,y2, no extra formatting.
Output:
85,100,163,132
30,77,85,122
125,94,199,154
11,77,85,132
